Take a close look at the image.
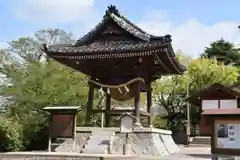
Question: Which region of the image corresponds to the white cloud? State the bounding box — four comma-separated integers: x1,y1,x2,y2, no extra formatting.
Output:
11,1,240,57
12,0,95,24
138,10,240,57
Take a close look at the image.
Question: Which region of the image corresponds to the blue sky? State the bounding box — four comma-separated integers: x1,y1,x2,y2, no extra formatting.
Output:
0,0,240,56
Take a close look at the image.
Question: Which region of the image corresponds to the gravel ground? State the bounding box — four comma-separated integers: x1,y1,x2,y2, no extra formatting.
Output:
3,146,237,160
157,146,212,160
138,146,212,160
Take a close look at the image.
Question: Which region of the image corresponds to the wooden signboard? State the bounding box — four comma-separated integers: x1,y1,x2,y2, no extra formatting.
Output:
212,118,240,155
43,106,81,152
51,114,75,138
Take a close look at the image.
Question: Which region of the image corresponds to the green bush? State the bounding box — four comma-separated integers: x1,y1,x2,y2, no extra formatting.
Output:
0,118,24,152
21,117,49,150
153,116,167,129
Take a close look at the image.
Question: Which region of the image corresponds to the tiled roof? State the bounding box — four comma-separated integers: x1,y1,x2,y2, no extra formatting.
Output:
45,40,169,54
75,5,151,45
43,5,174,58
187,83,240,106
42,5,187,76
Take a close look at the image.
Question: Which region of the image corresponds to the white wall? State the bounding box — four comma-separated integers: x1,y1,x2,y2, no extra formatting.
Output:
202,100,218,110
202,99,238,110
220,100,237,109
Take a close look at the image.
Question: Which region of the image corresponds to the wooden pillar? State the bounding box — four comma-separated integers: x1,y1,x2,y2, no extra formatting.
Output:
48,115,52,152
105,92,111,127
85,85,94,125
147,87,153,127
72,113,77,152
134,81,141,125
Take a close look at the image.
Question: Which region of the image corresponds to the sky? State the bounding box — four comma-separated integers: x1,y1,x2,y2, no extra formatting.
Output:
0,0,240,57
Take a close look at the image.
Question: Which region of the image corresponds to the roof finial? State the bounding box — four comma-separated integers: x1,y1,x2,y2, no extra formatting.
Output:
106,5,119,15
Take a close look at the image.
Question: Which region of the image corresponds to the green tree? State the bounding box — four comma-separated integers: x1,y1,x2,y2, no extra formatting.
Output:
201,39,240,66
0,29,88,151
188,57,239,91
154,56,239,133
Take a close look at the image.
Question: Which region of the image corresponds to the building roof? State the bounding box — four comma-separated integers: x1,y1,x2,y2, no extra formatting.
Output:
230,83,240,92
187,83,240,106
118,112,136,120
76,5,151,44
43,106,81,111
44,41,170,58
42,5,175,55
202,109,240,115
42,5,186,78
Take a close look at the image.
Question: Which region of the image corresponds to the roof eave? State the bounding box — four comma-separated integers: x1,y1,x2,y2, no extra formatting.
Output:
165,45,187,74
43,42,169,55
187,83,240,106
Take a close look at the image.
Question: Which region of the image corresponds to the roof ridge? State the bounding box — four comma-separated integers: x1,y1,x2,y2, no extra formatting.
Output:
105,5,146,34
108,6,148,34
75,5,151,45
105,5,120,17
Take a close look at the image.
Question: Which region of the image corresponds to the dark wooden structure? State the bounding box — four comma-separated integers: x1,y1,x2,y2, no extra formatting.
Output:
42,5,186,127
187,83,240,136
43,106,81,152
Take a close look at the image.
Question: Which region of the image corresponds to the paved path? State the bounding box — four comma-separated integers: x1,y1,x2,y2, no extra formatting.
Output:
155,146,211,160
0,146,214,160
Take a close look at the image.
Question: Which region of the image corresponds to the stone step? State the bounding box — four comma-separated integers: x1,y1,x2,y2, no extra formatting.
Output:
53,132,91,152
192,140,210,143
190,136,211,146
82,131,115,154
189,143,211,147
192,140,211,143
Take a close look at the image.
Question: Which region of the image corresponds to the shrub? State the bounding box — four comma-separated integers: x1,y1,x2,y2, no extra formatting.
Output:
22,118,49,150
0,118,24,151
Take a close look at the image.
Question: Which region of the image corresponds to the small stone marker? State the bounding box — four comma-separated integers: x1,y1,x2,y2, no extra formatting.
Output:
119,113,136,155
119,113,135,133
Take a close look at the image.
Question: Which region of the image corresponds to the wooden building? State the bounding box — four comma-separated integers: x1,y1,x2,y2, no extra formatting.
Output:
187,83,240,136
42,5,186,127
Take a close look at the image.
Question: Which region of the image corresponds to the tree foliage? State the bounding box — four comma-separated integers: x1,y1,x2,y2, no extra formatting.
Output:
201,39,240,66
0,28,239,150
0,29,88,151
187,58,239,90
154,56,239,133
0,118,24,151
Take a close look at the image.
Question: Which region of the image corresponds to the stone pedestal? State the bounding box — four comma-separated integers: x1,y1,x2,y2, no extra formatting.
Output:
53,127,180,157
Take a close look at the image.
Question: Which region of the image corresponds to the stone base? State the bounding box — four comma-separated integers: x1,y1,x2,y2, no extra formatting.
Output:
54,127,180,156
53,132,91,152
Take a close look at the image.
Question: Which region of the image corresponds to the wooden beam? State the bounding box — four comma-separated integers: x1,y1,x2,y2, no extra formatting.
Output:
91,109,150,116
91,109,133,113
88,81,101,89
85,85,94,125
147,86,153,127
105,93,111,127
134,81,141,124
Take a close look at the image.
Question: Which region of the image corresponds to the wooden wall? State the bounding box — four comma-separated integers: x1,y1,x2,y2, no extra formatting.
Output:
200,115,214,136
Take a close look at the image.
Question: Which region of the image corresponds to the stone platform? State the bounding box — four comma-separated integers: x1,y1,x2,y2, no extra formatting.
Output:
54,127,180,156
